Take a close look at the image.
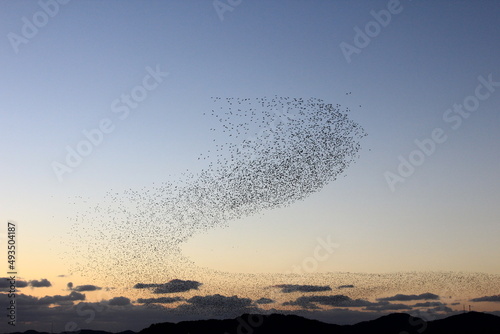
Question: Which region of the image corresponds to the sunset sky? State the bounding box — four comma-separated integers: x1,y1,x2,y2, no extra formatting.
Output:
1,0,499,332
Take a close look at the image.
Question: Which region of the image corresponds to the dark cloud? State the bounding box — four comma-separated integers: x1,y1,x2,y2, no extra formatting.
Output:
7,291,86,306
424,306,454,314
154,279,202,294
0,291,425,333
57,274,68,277
283,299,320,309
255,297,274,304
133,283,160,289
186,294,252,309
337,285,354,289
470,295,500,302
364,302,412,311
39,291,86,305
29,279,52,287
67,282,73,289
273,284,332,293
175,294,258,317
108,296,131,306
0,277,28,288
134,279,202,294
137,297,183,304
414,302,447,307
1,292,39,306
72,284,102,292
283,295,375,309
0,293,256,332
405,306,456,322
283,295,420,312
377,293,439,302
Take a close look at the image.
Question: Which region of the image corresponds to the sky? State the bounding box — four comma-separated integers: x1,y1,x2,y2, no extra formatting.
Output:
0,0,500,332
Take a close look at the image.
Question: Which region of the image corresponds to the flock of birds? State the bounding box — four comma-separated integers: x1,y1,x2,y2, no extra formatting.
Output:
65,96,366,284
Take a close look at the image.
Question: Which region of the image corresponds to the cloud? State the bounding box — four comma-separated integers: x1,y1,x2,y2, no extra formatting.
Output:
137,297,184,304
175,294,258,317
337,285,355,289
255,297,274,304
377,293,439,301
470,295,500,302
186,294,252,309
134,279,202,294
108,296,131,306
72,284,102,292
0,292,414,333
364,302,412,311
413,302,447,307
283,299,320,309
29,279,52,287
67,282,73,289
273,284,332,293
133,283,160,289
419,305,454,315
1,293,39,306
431,306,453,313
282,295,419,312
7,291,86,306
0,293,137,331
39,291,86,305
57,274,68,277
283,295,375,309
0,277,28,289
0,293,256,332
154,280,202,294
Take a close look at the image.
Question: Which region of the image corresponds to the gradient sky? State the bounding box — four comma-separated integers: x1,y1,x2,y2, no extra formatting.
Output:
1,0,499,332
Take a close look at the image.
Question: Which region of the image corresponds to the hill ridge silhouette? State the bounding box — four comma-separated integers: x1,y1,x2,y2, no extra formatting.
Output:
4,311,500,334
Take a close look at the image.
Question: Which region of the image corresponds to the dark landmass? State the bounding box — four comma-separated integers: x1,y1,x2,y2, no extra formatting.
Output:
4,311,500,334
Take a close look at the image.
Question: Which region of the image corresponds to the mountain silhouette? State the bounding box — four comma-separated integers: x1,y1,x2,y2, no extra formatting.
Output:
345,313,428,334
138,312,500,334
4,312,500,334
141,313,337,334
427,311,500,334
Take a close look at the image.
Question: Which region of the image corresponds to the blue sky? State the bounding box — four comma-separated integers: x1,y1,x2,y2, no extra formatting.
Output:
0,0,499,332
